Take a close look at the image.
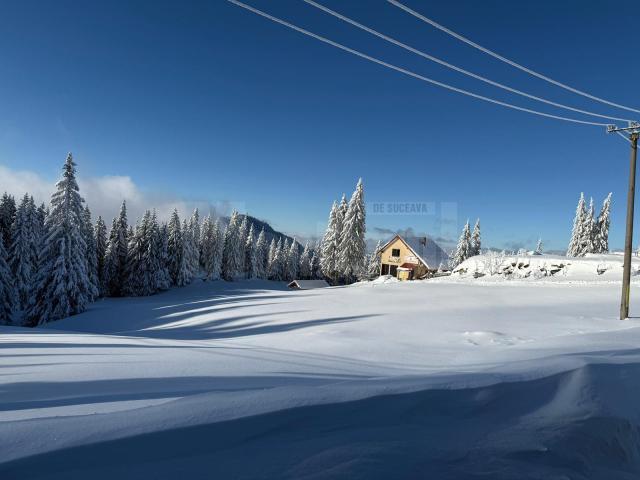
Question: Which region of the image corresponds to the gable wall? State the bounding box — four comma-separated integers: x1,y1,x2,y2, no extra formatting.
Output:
380,237,423,267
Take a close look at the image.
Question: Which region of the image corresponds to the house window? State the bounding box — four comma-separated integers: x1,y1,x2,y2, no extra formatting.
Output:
391,248,400,257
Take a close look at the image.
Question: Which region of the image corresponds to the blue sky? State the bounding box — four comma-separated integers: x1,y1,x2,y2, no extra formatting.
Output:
0,0,638,251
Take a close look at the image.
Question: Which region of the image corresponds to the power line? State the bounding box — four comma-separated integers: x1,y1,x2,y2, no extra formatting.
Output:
303,0,632,123
388,0,640,115
228,0,609,127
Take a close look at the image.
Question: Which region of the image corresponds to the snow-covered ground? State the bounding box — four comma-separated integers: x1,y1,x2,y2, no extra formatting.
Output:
3,255,640,479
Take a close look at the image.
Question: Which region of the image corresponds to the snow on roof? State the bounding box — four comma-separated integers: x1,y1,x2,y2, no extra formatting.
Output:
288,280,330,290
381,235,449,270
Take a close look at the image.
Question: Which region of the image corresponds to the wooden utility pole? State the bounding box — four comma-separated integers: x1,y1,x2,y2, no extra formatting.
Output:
608,122,640,319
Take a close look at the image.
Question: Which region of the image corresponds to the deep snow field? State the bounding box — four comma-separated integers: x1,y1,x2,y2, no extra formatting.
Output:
3,254,640,479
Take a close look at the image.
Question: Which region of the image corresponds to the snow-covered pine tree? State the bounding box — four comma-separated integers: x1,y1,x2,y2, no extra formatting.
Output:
285,239,299,281
452,220,472,268
367,240,383,277
535,238,544,255
33,202,47,257
182,218,195,284
0,235,16,325
103,201,129,296
269,238,284,281
237,215,249,275
267,238,277,279
0,193,16,252
320,201,340,284
188,209,201,278
82,206,99,301
221,210,242,280
94,216,107,294
155,219,171,292
337,179,366,283
9,194,38,309
595,193,612,253
299,242,312,279
123,213,149,296
168,209,188,286
211,219,223,280
200,214,215,280
244,224,257,279
311,248,322,279
147,210,171,293
471,219,481,256
26,153,93,326
254,228,268,279
580,197,596,255
567,193,586,257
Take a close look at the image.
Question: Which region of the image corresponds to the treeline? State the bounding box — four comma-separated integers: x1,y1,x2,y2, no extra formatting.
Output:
0,154,327,327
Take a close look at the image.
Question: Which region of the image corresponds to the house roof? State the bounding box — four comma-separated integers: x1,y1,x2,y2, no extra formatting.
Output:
287,280,330,290
380,234,449,270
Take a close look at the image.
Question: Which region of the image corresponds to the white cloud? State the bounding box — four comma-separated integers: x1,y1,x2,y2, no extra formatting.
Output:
0,164,239,225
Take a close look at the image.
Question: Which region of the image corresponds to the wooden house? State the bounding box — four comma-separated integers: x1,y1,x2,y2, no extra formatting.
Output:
379,235,449,280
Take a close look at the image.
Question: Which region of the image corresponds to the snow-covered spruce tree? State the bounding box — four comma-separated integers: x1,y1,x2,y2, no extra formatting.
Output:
311,248,322,279
337,179,366,283
103,201,129,296
580,197,596,255
181,218,195,284
452,220,472,268
567,193,587,257
535,238,544,255
123,213,150,296
320,201,340,284
123,210,169,296
269,238,284,281
299,242,312,279
285,239,299,281
0,235,16,325
168,210,189,286
26,154,93,326
221,210,242,280
237,215,249,275
188,209,201,278
471,219,481,256
154,219,171,292
595,193,612,253
244,224,257,279
82,206,99,301
367,240,383,277
267,238,277,278
9,194,38,309
211,219,223,280
148,210,171,293
200,214,215,280
254,228,268,279
0,193,16,252
94,216,107,294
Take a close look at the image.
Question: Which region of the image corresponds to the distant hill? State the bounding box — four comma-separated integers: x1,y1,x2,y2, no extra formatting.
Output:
219,213,303,251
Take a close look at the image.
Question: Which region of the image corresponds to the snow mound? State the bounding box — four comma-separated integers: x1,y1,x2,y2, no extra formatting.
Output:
463,330,528,346
453,252,640,282
370,274,399,284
